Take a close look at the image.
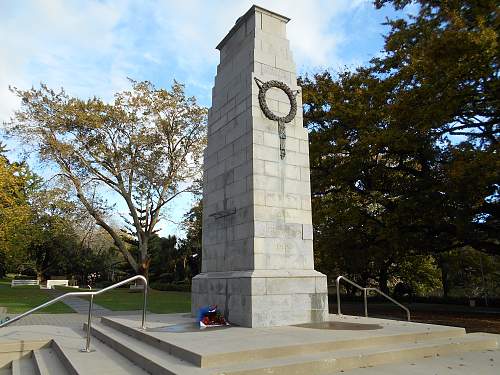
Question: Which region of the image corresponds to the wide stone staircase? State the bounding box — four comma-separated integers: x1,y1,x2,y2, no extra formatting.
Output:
0,314,498,374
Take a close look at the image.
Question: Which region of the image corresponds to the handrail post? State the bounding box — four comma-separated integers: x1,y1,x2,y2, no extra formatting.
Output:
363,288,368,317
141,279,147,330
336,276,342,315
81,294,94,353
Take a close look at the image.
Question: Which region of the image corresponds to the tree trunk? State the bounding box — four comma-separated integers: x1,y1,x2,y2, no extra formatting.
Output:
139,260,150,278
378,264,389,295
138,239,150,281
437,255,450,298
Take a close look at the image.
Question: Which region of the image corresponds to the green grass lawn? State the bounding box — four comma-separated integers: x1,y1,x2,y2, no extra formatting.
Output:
0,284,74,314
0,277,190,314
92,288,191,314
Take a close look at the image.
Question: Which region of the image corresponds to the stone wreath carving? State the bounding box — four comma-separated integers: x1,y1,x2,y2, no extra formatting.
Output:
255,78,298,159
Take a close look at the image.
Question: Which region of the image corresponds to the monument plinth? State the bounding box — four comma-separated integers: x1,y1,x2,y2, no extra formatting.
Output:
191,5,329,327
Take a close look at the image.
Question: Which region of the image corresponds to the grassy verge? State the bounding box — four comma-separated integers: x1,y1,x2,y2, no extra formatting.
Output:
93,288,191,314
0,285,74,314
0,277,13,287
54,285,191,314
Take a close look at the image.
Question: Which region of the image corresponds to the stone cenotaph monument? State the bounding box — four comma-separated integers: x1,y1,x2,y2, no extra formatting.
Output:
191,5,329,327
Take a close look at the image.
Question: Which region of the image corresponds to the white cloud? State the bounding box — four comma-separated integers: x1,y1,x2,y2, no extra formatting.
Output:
0,0,372,121
0,0,127,120
150,0,371,79
258,0,370,69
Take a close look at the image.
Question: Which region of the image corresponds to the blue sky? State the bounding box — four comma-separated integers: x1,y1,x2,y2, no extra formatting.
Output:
0,0,411,238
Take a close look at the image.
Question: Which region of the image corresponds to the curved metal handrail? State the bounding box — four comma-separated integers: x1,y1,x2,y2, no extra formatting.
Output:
336,276,368,317
365,287,411,322
0,275,148,352
336,275,410,321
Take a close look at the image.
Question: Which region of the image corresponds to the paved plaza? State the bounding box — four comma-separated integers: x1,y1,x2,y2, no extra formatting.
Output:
0,314,498,374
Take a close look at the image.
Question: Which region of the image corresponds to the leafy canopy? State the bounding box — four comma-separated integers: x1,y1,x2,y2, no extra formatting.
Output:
7,80,207,275
301,0,499,289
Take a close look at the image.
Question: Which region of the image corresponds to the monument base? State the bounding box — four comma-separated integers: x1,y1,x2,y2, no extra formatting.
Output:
191,270,328,327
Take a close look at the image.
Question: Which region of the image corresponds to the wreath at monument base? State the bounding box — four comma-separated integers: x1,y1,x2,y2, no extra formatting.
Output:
197,305,229,328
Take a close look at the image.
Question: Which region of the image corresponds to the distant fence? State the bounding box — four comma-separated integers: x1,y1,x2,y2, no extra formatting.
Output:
11,279,39,287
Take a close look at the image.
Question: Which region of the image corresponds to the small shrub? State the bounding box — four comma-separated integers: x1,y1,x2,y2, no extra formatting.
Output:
13,275,37,280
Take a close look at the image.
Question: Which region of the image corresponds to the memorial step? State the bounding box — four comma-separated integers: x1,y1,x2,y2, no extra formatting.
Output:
32,347,69,375
100,316,202,366
3,347,70,375
86,317,498,375
0,316,498,374
11,355,36,375
214,333,499,375
85,322,201,375
52,330,146,375
99,316,467,368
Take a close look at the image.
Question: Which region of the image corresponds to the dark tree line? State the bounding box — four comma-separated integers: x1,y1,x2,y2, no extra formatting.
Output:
300,0,499,294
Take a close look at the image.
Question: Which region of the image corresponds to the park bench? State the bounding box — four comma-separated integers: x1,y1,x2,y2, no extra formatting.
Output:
46,280,69,289
11,279,39,287
129,283,145,292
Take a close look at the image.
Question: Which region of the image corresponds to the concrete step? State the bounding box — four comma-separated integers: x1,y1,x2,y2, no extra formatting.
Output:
0,340,49,368
101,317,203,366
52,334,147,375
101,316,467,368
86,322,202,375
32,347,69,375
50,341,79,375
214,333,499,375
11,355,36,375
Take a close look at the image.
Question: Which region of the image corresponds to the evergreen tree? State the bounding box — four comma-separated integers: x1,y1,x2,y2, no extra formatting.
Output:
301,0,499,291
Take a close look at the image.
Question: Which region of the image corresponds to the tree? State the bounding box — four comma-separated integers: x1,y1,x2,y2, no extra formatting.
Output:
7,80,207,278
177,199,203,279
25,182,87,280
146,234,177,281
28,213,78,280
0,143,32,271
300,0,499,292
371,0,499,255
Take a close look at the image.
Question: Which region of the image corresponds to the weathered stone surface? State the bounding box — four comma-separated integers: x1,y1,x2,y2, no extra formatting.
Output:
192,5,328,327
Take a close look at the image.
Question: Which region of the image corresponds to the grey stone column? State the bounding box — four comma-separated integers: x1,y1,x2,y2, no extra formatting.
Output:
191,5,328,327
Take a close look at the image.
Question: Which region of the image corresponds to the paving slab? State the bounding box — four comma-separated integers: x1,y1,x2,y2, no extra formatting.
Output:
337,347,500,374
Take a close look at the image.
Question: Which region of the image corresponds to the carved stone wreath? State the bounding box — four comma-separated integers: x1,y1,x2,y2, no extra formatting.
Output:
255,78,298,159
257,79,297,123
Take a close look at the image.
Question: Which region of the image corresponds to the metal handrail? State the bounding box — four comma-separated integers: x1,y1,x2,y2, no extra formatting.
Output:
336,275,410,321
336,276,368,317
0,275,148,352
